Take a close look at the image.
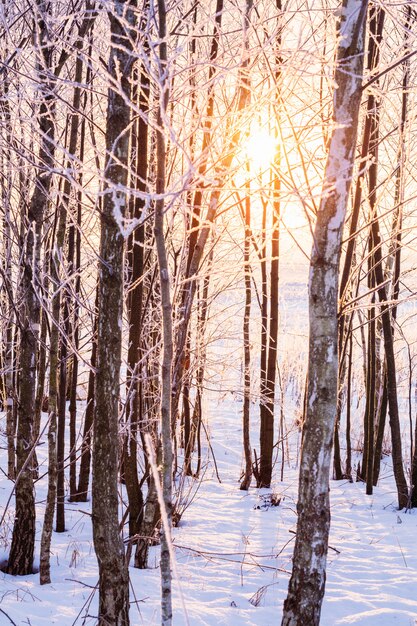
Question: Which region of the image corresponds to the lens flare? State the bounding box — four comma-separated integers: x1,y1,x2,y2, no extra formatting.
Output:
246,127,277,172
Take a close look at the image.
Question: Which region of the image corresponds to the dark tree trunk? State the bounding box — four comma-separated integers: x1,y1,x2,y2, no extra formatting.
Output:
258,176,280,488
183,372,192,474
7,1,56,576
257,195,268,484
33,301,48,479
240,180,252,491
370,232,408,507
73,299,97,502
92,3,137,623
0,70,16,481
187,254,213,478
55,50,87,535
68,110,85,500
335,3,384,479
373,370,387,485
364,301,376,493
345,328,353,479
124,21,149,542
258,0,281,489
56,321,68,532
362,7,407,505
134,469,160,569
363,24,382,489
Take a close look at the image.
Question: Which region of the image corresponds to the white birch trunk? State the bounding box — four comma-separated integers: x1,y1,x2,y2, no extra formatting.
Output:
282,2,368,624
155,0,173,623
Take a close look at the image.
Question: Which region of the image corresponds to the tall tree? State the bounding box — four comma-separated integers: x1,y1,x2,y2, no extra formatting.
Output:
92,1,136,622
362,5,385,495
359,7,408,508
258,1,282,487
40,47,87,584
0,12,16,481
123,5,150,545
240,177,252,491
7,0,56,576
153,0,174,621
334,0,384,480
282,1,368,623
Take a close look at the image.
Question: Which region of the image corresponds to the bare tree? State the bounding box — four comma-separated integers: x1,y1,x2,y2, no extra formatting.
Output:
240,177,252,491
257,0,282,488
7,0,56,576
92,1,136,623
282,1,368,623
154,0,173,622
123,6,149,546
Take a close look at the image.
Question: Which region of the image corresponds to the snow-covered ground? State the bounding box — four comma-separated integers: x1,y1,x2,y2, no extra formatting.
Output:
1,392,417,626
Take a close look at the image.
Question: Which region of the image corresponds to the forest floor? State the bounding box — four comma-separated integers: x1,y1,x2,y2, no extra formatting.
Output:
1,393,417,625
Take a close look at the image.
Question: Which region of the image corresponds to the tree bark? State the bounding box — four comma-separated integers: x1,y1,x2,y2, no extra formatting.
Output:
92,2,136,623
335,2,384,479
124,18,149,542
154,0,174,622
0,63,16,481
258,0,282,488
282,2,367,623
7,0,56,576
68,102,86,501
240,180,252,491
363,16,383,488
74,289,98,502
370,223,408,508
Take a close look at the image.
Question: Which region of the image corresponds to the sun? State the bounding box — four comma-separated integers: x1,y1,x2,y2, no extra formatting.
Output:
246,126,277,172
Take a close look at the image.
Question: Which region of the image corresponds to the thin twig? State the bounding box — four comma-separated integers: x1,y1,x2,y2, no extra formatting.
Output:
0,608,18,626
199,419,221,483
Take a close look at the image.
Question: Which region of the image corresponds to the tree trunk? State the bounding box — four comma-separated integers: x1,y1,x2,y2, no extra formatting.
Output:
154,0,173,622
363,21,382,486
362,6,407,506
73,290,98,502
258,1,281,488
0,70,16,481
124,23,149,542
33,300,48,479
56,304,68,532
256,193,268,484
282,2,367,623
92,2,136,623
69,37,94,503
68,106,85,500
373,370,387,485
335,2,384,480
240,180,252,491
345,328,353,479
371,238,408,508
187,253,213,478
134,468,160,569
364,300,376,492
7,1,56,576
